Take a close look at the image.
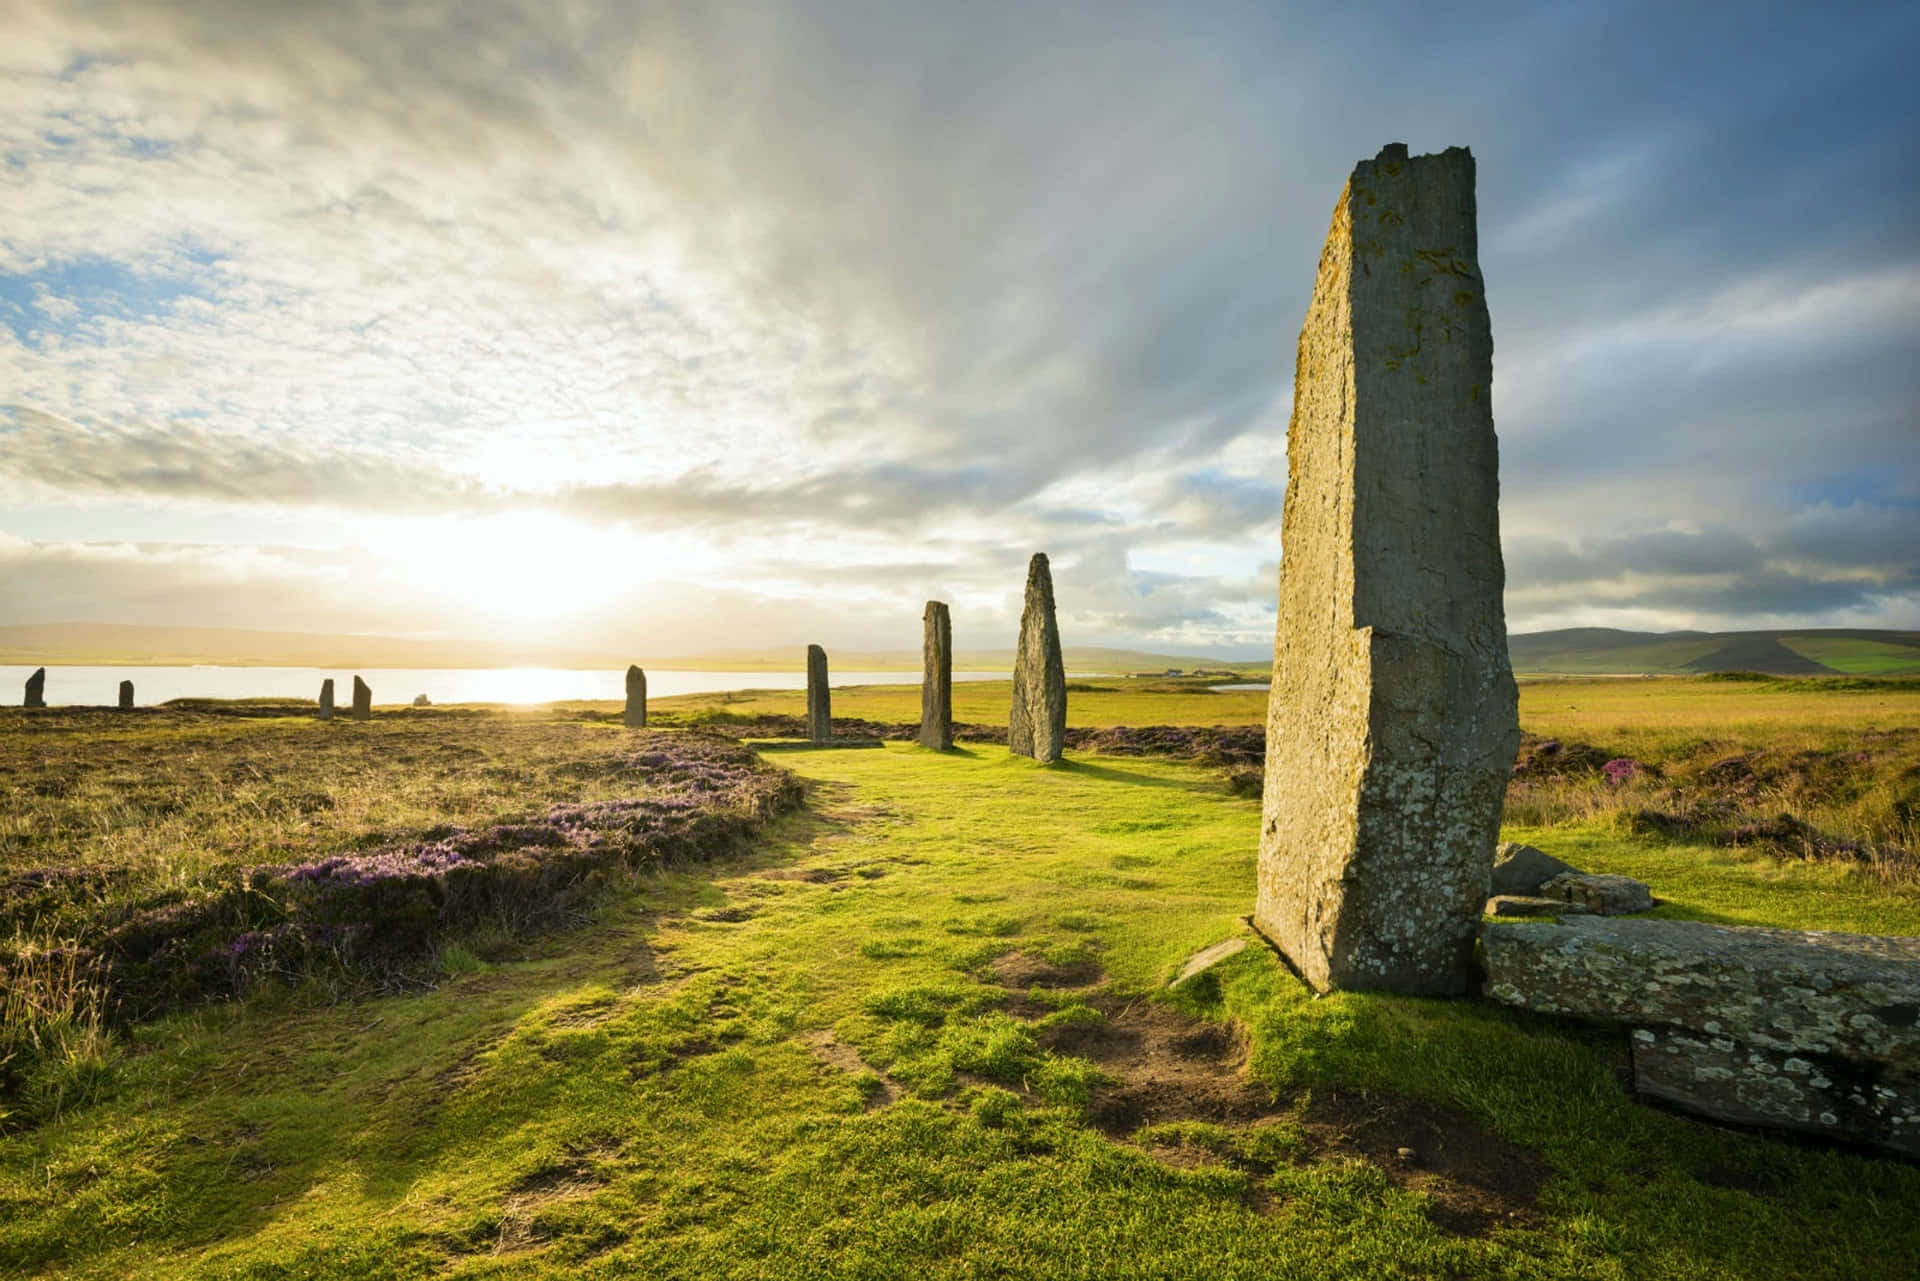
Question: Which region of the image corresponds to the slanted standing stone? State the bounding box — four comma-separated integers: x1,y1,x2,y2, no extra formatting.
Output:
351,675,372,722
24,667,46,708
806,645,831,744
318,678,335,722
118,680,134,710
1008,553,1065,763
919,601,953,751
625,665,648,728
1254,143,1519,996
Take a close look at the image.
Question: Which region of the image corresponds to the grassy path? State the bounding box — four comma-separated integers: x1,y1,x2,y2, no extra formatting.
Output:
4,742,1918,1278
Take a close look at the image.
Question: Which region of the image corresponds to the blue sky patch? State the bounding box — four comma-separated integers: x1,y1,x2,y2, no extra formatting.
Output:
0,249,225,345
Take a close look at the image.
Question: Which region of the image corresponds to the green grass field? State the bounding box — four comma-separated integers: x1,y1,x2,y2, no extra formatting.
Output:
3,679,1919,1278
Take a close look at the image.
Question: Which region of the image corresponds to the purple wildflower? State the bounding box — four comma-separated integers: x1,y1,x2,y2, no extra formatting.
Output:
1602,758,1644,786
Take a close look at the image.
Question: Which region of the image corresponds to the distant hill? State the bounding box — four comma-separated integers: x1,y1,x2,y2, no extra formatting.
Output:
1507,628,1920,677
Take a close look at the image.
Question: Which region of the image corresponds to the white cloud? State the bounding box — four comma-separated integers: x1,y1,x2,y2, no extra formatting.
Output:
3,0,1917,648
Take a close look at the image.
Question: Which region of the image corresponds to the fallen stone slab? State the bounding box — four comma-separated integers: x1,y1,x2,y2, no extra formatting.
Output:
1484,895,1592,918
1539,872,1653,915
1484,917,1920,1155
1482,917,1920,1065
1633,1025,1920,1158
1490,842,1577,897
1170,937,1247,988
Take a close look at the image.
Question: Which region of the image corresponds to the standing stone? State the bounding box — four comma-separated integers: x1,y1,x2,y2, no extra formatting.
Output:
1008,553,1066,763
806,645,831,744
318,678,335,722
625,665,648,728
1253,143,1519,996
351,675,372,722
118,680,134,710
23,667,45,708
919,601,953,751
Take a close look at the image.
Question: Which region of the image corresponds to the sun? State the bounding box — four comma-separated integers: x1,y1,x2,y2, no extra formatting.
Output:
379,512,644,632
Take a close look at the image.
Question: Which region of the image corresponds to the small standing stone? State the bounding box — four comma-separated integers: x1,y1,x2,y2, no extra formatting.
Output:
625,665,648,728
23,667,46,708
318,678,335,721
351,675,372,722
118,680,134,710
806,645,830,744
919,601,953,751
1009,553,1066,763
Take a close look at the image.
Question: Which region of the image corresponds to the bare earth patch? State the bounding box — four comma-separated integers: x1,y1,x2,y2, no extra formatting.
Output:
991,950,1105,989
752,867,843,883
801,1030,896,1108
1016,980,1545,1236
1298,1088,1547,1234
490,1149,615,1254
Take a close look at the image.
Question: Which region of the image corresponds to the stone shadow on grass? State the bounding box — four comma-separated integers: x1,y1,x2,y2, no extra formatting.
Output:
1054,759,1234,795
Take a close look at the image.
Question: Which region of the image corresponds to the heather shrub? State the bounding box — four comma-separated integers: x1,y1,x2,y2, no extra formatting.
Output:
0,715,805,1126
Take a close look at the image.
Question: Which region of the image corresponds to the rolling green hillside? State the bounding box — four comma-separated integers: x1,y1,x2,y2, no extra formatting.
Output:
1509,628,1920,676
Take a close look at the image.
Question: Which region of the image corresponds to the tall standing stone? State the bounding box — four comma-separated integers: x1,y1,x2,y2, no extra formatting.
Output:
806,645,831,744
318,678,335,721
23,667,45,708
625,665,648,728
351,675,372,722
1008,553,1066,763
1253,144,1519,996
118,680,134,710
919,601,953,751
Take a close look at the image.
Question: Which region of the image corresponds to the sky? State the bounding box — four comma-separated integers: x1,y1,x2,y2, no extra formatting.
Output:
2,0,1917,658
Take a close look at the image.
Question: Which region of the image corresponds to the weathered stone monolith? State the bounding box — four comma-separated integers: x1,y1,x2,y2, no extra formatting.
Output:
351,675,372,722
1253,143,1519,996
23,667,45,708
625,665,648,728
806,645,830,743
1009,553,1065,763
318,678,335,721
118,680,134,710
919,601,953,750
